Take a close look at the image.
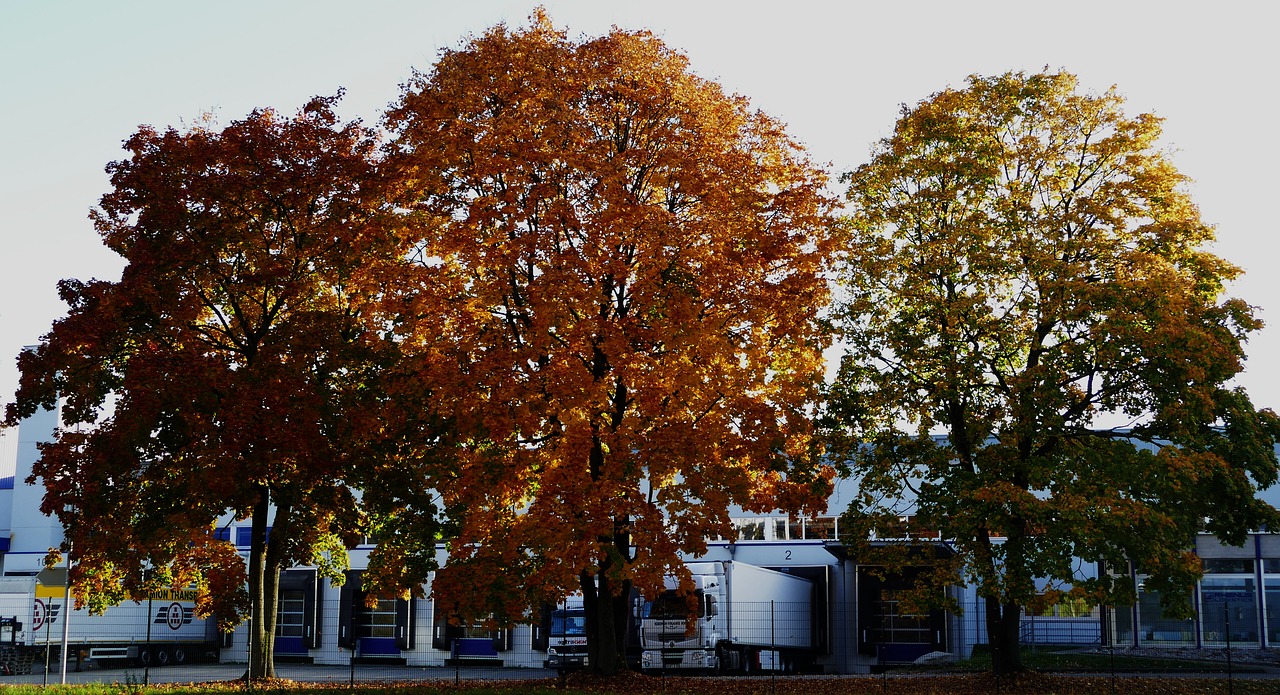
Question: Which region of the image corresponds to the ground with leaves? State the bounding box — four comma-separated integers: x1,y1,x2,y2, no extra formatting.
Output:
12,673,1271,695
556,672,1275,694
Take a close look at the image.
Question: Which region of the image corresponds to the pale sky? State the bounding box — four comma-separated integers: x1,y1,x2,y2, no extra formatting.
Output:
3,1,1278,422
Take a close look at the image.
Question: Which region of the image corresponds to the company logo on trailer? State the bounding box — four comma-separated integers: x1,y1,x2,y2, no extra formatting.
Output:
32,599,60,630
153,602,194,630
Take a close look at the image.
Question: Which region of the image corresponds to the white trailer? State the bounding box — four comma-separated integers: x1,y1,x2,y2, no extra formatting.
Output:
0,577,219,672
639,561,813,673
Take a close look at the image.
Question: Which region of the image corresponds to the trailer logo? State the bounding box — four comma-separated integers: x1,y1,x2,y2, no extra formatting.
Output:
153,602,193,630
32,599,60,631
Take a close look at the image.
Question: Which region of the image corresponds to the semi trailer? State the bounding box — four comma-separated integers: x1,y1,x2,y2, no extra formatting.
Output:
639,561,814,673
0,577,219,672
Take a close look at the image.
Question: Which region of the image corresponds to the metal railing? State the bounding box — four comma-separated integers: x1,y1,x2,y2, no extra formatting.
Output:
0,598,1270,686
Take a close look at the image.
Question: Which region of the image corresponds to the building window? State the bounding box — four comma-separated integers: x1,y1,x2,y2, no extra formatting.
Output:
732,519,765,541
277,591,306,639
802,517,836,540
357,597,398,639
1204,558,1255,574
1026,596,1095,618
1136,588,1195,646
1201,577,1259,646
874,590,931,645
1263,561,1280,645
236,526,271,547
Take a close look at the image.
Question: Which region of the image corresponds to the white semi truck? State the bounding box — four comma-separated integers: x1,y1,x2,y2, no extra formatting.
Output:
0,577,219,672
639,561,813,674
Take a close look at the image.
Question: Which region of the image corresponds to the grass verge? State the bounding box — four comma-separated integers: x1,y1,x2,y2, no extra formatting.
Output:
0,672,1277,695
945,645,1266,673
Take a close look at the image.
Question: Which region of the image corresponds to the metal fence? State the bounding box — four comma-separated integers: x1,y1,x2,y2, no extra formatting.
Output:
0,597,1270,686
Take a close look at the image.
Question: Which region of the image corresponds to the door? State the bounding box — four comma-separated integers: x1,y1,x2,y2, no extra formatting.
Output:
857,566,946,663
337,570,415,656
275,569,321,655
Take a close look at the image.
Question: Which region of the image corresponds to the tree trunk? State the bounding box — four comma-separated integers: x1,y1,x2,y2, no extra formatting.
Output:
985,599,1024,675
579,364,635,676
245,487,277,680
974,531,1025,675
581,569,630,675
611,576,634,670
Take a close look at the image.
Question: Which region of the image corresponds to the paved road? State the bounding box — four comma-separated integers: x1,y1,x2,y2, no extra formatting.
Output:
6,661,1280,687
1,661,562,686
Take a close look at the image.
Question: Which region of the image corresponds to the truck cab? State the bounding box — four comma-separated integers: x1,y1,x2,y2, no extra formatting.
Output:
544,602,588,670
639,565,727,672
639,561,813,674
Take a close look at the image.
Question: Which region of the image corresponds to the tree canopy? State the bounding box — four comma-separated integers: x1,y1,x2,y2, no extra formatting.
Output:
4,95,402,678
12,20,1280,680
828,70,1280,675
376,12,838,673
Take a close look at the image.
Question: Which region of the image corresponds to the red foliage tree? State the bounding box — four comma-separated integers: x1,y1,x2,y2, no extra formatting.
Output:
5,94,400,678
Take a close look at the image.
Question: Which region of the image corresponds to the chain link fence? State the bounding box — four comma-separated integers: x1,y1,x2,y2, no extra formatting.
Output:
0,597,1272,685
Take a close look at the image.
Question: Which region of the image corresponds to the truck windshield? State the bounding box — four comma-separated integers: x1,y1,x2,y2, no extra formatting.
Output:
550,610,586,637
646,589,704,620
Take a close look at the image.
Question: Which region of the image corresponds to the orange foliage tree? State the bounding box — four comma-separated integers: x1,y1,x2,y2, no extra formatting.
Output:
827,71,1280,675
375,12,837,673
4,95,404,678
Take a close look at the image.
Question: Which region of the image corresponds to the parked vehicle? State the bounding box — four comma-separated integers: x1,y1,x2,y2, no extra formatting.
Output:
0,577,220,670
544,596,587,670
639,561,813,673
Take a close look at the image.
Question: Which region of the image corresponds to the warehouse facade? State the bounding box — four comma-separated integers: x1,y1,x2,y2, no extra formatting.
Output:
2,404,1278,673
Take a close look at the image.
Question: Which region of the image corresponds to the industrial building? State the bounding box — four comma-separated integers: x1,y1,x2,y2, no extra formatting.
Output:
2,403,1278,673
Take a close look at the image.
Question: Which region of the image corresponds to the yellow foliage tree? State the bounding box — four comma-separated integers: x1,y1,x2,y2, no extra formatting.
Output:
830,71,1280,675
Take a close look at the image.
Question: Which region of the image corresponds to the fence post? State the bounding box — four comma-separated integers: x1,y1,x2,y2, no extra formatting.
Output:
770,601,776,692
245,613,252,691
1027,606,1034,653
42,603,50,686
1225,601,1233,695
1107,604,1115,695
145,595,153,686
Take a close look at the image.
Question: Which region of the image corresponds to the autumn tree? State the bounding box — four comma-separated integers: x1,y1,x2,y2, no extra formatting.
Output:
827,71,1280,675
376,12,837,674
4,95,402,678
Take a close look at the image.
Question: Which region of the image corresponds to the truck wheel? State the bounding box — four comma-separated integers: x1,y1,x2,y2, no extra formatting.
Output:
171,647,187,665
142,647,168,670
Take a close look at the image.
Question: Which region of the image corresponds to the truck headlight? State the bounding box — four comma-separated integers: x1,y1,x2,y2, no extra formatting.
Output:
548,647,558,655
